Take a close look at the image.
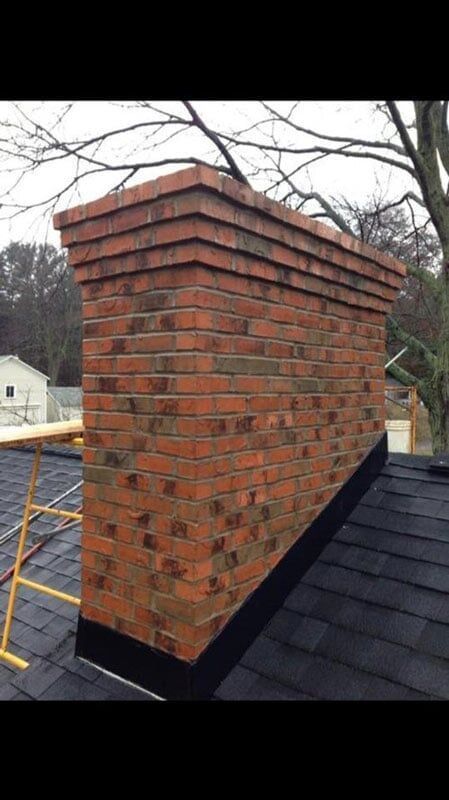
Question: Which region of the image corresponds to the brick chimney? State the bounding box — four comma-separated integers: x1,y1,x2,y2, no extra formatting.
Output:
54,166,406,698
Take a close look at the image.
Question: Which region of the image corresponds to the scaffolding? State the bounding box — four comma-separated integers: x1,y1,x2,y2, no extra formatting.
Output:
0,420,84,670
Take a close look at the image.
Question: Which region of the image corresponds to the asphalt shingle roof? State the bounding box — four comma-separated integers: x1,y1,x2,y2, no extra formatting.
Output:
2,447,449,701
0,447,153,701
47,387,82,407
214,453,449,701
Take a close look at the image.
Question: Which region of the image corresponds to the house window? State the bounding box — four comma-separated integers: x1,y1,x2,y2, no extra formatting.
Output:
5,385,16,399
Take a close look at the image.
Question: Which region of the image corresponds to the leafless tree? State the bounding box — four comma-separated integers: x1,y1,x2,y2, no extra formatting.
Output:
221,101,449,453
1,100,449,451
0,242,81,385
336,195,440,408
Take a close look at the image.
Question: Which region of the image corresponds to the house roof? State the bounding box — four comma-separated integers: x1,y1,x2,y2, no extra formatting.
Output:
2,447,449,701
214,453,449,701
47,387,82,407
0,447,152,700
386,375,405,387
0,356,49,382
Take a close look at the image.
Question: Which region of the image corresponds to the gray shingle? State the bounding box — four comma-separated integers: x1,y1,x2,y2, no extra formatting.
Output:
39,673,110,701
11,659,64,699
264,609,329,651
215,455,449,701
299,656,372,701
363,676,409,701
3,443,449,702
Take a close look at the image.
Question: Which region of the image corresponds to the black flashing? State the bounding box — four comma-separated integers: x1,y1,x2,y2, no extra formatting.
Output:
75,433,388,700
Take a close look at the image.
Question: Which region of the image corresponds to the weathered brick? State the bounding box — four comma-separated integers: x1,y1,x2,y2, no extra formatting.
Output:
54,164,404,668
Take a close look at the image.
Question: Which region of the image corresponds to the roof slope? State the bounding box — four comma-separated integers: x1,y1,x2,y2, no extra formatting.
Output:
47,387,82,406
0,447,152,700
0,355,49,381
215,453,449,701
3,448,449,701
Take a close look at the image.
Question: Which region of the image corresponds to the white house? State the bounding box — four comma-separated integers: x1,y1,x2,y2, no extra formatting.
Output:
0,355,48,427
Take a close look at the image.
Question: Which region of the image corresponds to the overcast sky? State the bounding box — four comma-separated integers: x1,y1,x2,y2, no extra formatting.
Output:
0,100,418,250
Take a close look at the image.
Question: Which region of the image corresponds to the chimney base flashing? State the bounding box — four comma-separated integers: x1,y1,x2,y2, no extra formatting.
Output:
75,433,388,700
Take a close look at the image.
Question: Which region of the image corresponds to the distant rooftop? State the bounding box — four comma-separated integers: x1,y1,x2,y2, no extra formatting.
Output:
0,355,49,381
386,375,407,387
47,387,82,407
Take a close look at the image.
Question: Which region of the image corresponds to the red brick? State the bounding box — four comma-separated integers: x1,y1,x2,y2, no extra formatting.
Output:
56,165,404,666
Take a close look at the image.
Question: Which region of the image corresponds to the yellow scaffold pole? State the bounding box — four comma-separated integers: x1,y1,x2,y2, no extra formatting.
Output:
0,443,43,669
0,420,84,670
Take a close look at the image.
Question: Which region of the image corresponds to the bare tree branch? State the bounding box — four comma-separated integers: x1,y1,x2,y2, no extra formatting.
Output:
404,259,439,290
386,360,418,386
213,130,418,176
387,315,436,369
261,101,409,156
183,101,250,185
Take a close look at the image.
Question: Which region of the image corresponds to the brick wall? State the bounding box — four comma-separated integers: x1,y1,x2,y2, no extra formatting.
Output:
54,165,406,662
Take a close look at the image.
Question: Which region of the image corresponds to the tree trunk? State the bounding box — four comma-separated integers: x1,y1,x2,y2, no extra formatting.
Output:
425,253,449,454
428,401,449,453
48,364,60,385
